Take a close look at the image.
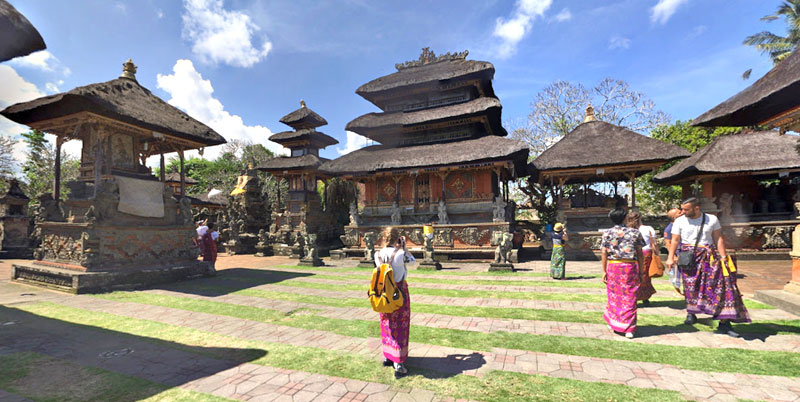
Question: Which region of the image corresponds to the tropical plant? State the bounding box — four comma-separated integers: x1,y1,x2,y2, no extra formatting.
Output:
742,0,800,79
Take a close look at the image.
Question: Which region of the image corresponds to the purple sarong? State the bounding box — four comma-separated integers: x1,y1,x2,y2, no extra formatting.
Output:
679,244,750,323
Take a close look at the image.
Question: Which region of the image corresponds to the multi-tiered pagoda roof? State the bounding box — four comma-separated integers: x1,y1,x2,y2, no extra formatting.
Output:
259,101,338,172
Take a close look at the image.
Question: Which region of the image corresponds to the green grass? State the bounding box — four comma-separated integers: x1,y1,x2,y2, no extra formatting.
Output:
218,271,773,309
165,281,796,334
0,351,229,402
276,264,603,277
15,302,687,402
97,291,800,378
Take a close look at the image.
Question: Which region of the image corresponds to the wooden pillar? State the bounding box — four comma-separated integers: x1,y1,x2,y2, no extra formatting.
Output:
393,176,401,203
159,153,165,182
93,128,105,198
582,181,588,208
322,179,328,211
178,148,185,197
701,179,714,198
629,173,636,208
276,176,282,208
53,136,63,200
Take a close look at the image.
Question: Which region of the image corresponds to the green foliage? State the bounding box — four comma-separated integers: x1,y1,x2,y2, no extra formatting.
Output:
634,121,742,214
743,0,800,66
20,130,80,202
324,178,356,226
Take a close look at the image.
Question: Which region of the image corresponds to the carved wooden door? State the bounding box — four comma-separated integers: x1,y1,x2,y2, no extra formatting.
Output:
416,175,430,211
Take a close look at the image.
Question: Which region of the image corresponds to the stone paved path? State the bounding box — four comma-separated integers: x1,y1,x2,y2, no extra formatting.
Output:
45,295,800,401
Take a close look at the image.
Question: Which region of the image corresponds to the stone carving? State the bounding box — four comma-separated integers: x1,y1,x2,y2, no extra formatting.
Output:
700,196,718,213
94,181,120,222
792,225,800,257
37,194,64,223
340,227,360,247
178,197,193,225
349,201,361,227
363,232,376,260
395,47,468,70
493,232,513,263
418,229,442,270
433,228,453,247
437,200,449,224
399,228,424,245
453,227,490,246
423,234,434,261
391,201,401,225
763,226,792,249
718,193,733,224
492,196,507,222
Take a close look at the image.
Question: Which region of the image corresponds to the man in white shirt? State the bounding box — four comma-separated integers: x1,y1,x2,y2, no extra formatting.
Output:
666,197,750,337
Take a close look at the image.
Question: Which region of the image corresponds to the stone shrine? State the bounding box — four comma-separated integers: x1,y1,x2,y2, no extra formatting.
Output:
0,179,31,258
221,166,270,255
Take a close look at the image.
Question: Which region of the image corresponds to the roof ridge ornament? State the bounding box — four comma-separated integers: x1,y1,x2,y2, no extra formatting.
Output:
300,100,306,108
583,105,597,123
120,58,137,81
395,47,469,71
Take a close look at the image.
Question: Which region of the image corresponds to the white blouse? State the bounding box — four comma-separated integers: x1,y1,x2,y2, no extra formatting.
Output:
374,246,416,282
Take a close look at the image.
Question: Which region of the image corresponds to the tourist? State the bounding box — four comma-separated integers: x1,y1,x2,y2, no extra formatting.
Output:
663,208,682,251
666,197,750,337
201,223,218,266
664,208,683,295
196,220,208,258
374,227,415,378
601,208,645,339
550,222,568,279
627,211,657,306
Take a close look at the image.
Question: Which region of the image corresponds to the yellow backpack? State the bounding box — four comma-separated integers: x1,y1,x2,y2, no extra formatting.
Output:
368,249,404,313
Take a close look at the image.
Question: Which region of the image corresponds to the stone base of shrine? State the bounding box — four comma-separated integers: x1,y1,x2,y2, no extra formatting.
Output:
488,262,514,272
418,260,442,270
343,247,518,263
753,256,800,315
11,260,215,294
298,257,323,267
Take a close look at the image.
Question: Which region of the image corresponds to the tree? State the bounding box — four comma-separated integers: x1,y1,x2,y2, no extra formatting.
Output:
0,135,17,194
742,0,800,79
633,121,742,214
511,78,670,228
20,130,79,201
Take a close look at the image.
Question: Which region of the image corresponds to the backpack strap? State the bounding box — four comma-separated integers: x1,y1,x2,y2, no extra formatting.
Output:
382,247,401,266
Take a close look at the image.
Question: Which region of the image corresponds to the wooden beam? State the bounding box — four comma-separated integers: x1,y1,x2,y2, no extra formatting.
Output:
178,148,185,197
53,136,63,200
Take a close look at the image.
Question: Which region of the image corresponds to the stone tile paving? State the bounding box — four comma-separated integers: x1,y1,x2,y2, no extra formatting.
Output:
51,295,800,401
0,390,33,402
144,288,800,353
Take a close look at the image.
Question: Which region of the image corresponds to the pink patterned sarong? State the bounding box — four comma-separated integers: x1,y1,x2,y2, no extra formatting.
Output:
604,261,640,333
379,280,410,363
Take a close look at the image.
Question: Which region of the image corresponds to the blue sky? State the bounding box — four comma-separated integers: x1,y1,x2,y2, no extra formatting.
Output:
0,0,783,167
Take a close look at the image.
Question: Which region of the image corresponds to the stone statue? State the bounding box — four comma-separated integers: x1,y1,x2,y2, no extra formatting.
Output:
437,199,449,224
493,232,513,264
792,188,800,219
391,201,401,225
299,233,322,266
178,197,193,225
349,201,361,227
363,232,376,260
423,233,434,261
418,230,442,270
258,229,268,243
718,193,733,223
492,196,507,222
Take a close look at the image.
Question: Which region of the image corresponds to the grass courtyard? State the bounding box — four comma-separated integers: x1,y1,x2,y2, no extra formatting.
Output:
1,256,799,401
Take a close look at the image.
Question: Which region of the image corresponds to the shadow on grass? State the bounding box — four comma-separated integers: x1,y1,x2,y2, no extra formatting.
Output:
404,352,487,379
160,268,314,297
0,305,266,401
562,276,598,281
644,300,687,309
635,317,800,339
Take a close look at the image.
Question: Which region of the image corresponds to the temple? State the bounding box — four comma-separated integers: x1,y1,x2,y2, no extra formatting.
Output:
257,101,339,258
322,48,529,259
530,107,689,259
0,59,226,293
0,179,31,258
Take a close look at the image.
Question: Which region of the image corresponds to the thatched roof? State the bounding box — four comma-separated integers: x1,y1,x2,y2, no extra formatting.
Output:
531,120,689,177
188,193,226,207
346,97,505,143
0,0,46,62
164,172,198,185
279,101,327,129
320,136,529,176
1,62,226,148
257,154,328,172
653,131,800,183
692,48,800,127
268,128,338,148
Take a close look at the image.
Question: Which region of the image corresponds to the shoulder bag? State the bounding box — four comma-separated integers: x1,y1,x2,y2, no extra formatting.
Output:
677,213,705,276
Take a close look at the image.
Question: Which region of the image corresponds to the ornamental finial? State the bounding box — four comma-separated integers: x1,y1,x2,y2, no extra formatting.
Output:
583,105,597,123
120,58,137,81
300,100,306,108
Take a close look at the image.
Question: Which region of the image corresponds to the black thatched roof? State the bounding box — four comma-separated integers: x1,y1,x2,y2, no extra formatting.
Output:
268,128,338,148
189,193,226,207
693,48,800,127
0,0,46,62
653,131,800,183
346,97,505,143
531,121,690,174
1,67,226,148
279,101,327,130
320,136,529,176
164,172,198,184
257,154,329,172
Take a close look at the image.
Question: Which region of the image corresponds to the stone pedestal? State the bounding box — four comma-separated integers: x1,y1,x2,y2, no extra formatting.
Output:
418,260,442,270
784,255,800,294
298,256,323,267
489,262,514,272
358,259,375,268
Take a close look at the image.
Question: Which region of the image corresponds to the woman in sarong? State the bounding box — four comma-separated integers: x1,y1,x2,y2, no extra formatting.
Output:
667,197,750,337
374,227,415,378
601,208,645,339
201,223,218,266
626,211,657,306
550,222,568,279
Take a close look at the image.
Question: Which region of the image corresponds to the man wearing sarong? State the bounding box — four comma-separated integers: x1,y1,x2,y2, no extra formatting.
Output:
374,227,415,378
666,197,750,338
601,208,645,339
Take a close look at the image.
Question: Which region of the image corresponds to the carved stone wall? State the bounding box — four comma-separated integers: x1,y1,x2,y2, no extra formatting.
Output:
342,223,509,250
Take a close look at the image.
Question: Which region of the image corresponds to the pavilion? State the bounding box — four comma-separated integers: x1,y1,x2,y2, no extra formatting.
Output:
322,48,529,261
529,107,689,259
0,59,226,293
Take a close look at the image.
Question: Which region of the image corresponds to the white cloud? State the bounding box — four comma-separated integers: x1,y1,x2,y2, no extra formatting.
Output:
554,8,572,22
650,0,688,25
10,50,57,71
608,35,631,50
688,24,707,39
45,82,60,93
156,59,282,161
156,9,165,19
181,0,272,68
492,0,553,59
115,2,127,13
336,131,369,156
0,65,45,171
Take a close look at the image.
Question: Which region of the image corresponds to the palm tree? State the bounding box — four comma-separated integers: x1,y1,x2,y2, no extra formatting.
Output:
742,0,800,79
